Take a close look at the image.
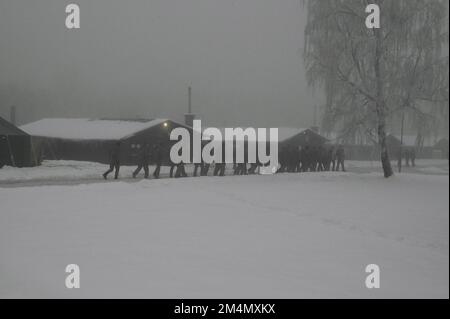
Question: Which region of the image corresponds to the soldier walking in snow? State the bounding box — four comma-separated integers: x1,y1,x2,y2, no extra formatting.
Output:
213,162,226,176
404,148,411,167
299,146,308,172
248,162,259,174
152,142,163,179
201,163,210,176
311,146,320,171
132,143,151,179
234,163,247,175
169,160,179,178
410,148,416,167
316,146,326,172
193,162,203,177
330,146,337,171
335,144,346,172
277,145,288,173
103,141,121,180
397,147,403,172
175,162,188,178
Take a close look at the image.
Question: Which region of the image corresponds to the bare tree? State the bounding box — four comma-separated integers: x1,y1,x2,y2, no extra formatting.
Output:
304,0,449,178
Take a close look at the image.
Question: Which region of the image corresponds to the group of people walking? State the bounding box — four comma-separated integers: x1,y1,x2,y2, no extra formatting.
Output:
397,147,416,170
277,144,346,173
102,141,346,180
103,141,164,180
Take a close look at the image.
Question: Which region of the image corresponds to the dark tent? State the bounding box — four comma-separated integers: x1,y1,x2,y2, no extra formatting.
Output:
0,116,40,168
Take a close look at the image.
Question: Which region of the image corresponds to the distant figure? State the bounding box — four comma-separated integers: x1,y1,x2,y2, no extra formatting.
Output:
335,145,346,172
324,146,334,171
152,143,163,179
397,147,403,171
169,162,177,178
316,146,326,172
410,148,416,167
201,163,210,176
294,147,301,172
404,148,411,167
287,145,298,172
175,162,188,178
310,146,319,172
132,144,151,179
299,146,309,172
330,146,336,171
277,146,288,173
213,163,226,176
103,141,121,180
248,162,259,175
193,162,203,177
234,163,247,175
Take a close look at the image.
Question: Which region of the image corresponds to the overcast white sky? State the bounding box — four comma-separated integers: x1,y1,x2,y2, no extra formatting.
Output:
0,0,322,127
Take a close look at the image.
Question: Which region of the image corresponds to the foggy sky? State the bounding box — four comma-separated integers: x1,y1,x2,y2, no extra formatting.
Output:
0,0,321,127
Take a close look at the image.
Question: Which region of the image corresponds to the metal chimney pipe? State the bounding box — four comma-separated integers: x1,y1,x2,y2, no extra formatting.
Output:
188,86,192,114
10,105,16,125
184,86,195,127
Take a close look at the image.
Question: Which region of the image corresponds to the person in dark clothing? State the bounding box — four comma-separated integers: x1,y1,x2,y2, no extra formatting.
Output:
234,163,247,175
175,162,188,178
213,162,226,176
330,146,336,171
248,162,259,174
152,143,163,179
284,146,292,172
277,146,288,173
287,145,296,172
294,147,301,172
397,147,403,172
233,162,240,175
193,162,203,177
309,146,318,171
219,163,226,176
240,163,248,175
201,163,210,176
133,144,151,178
323,146,333,171
404,148,411,167
410,148,416,167
316,146,326,172
299,146,308,172
169,162,177,177
103,141,121,180
335,145,346,172
322,146,330,171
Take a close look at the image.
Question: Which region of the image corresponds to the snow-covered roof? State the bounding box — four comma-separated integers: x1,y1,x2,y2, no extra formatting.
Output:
20,118,169,141
277,127,311,142
212,127,312,142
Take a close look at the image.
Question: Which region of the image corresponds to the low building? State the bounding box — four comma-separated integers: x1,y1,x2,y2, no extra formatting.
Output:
221,126,328,159
386,134,436,159
217,126,328,146
20,118,193,165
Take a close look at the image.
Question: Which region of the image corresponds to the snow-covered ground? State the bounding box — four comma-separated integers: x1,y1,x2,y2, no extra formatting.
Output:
0,159,448,185
0,160,448,298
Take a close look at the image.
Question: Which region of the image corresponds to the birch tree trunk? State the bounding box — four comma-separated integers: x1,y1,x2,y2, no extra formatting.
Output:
374,28,394,178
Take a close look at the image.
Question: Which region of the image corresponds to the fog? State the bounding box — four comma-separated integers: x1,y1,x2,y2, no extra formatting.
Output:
0,0,320,127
